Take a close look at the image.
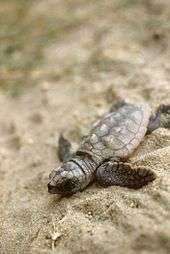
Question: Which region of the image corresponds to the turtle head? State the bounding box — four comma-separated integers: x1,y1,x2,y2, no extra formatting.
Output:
48,161,81,196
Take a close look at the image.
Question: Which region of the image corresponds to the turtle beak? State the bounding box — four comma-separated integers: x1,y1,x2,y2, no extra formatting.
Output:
48,180,58,194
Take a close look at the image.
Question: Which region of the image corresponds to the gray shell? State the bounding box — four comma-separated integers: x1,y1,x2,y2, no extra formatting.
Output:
78,103,151,163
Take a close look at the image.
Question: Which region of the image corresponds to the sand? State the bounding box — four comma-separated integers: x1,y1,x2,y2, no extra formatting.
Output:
0,1,170,254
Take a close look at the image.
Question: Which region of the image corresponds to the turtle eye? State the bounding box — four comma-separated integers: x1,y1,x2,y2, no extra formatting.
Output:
59,178,77,192
49,169,57,180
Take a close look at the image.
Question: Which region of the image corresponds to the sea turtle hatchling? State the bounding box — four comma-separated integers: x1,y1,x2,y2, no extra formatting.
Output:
48,101,170,196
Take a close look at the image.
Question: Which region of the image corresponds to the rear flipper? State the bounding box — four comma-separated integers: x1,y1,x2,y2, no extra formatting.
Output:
147,104,170,134
96,161,156,189
110,100,127,112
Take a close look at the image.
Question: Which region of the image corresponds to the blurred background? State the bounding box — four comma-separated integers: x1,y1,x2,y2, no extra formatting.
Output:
1,0,170,98
0,1,170,254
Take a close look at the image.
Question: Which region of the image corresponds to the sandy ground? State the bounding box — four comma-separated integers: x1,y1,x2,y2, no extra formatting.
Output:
0,1,170,253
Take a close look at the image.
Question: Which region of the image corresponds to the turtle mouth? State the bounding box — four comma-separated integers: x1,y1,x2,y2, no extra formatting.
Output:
47,182,59,194
47,177,62,194
48,178,78,196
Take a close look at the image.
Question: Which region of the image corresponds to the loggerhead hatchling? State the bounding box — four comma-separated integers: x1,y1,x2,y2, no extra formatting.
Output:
48,101,170,196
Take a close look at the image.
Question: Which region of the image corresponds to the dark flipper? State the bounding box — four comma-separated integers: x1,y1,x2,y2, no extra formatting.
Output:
147,104,170,134
58,134,72,162
109,100,127,112
96,161,156,189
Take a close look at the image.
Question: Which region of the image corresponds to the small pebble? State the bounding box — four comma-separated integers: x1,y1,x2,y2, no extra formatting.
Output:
26,138,34,145
41,82,51,92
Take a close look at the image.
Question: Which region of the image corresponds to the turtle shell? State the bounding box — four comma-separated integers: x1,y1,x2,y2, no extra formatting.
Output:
77,102,151,164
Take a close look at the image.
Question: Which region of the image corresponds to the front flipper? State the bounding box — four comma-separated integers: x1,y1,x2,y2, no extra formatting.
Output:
58,134,72,162
96,161,156,189
147,104,170,134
